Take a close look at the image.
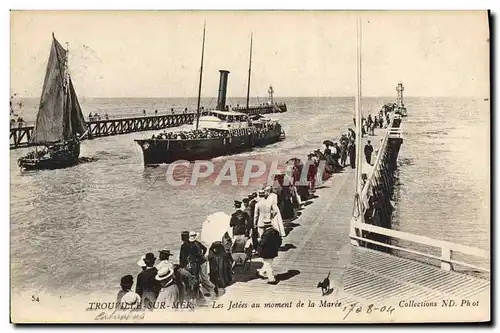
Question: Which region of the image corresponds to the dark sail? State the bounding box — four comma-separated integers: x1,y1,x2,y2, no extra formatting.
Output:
65,76,87,137
31,35,82,144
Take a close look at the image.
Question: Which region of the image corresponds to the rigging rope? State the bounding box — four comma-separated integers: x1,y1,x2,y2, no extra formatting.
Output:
352,192,362,219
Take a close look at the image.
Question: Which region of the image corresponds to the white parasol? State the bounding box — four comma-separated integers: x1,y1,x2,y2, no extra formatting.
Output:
200,211,232,247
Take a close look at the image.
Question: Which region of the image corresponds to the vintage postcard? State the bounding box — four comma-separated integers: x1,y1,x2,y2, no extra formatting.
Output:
9,10,490,323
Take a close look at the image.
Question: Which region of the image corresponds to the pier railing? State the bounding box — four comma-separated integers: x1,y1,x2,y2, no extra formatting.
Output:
350,112,490,274
10,113,196,149
350,221,490,273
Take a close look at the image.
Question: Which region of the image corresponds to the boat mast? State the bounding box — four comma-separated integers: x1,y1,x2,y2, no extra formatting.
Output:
355,17,363,198
195,22,206,131
246,33,253,110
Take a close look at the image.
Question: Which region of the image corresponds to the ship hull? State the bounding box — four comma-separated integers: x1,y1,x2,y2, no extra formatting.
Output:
18,143,81,171
135,126,283,166
19,156,79,170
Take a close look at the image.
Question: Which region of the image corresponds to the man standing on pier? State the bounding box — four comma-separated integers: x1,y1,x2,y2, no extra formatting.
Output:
230,200,251,242
245,193,258,249
364,140,374,165
254,190,275,238
265,186,286,237
348,142,356,169
257,220,282,284
135,252,159,309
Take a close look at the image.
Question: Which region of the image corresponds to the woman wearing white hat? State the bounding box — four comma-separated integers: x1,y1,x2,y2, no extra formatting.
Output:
155,267,179,308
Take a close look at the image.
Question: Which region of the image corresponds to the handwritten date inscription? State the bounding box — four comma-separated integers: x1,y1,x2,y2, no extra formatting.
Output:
342,302,395,320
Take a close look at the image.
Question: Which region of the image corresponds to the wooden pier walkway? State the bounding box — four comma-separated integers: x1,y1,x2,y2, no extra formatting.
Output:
9,104,288,149
217,130,490,317
9,113,196,149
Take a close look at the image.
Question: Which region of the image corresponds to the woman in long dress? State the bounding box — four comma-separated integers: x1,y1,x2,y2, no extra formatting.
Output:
208,240,233,291
155,267,180,309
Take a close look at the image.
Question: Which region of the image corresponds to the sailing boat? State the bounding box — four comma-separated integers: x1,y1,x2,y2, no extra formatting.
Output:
18,33,87,170
135,28,285,166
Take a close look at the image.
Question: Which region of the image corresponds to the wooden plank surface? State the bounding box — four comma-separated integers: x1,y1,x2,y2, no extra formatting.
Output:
217,131,490,305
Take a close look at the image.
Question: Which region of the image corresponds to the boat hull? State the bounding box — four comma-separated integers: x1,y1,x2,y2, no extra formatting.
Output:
135,126,283,166
19,156,79,170
18,143,81,171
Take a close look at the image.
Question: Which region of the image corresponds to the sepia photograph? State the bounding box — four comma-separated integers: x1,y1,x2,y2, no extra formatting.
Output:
8,9,490,323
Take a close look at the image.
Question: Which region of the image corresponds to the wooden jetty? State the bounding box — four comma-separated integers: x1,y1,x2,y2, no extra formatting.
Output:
213,113,489,322
10,104,288,150
231,102,287,115
10,113,196,149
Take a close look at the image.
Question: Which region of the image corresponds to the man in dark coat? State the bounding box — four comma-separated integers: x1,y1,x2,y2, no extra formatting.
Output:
323,144,332,157
246,193,258,250
242,198,253,237
348,142,356,169
135,252,160,309
189,231,215,297
364,140,374,164
179,231,192,269
257,220,282,283
230,200,250,237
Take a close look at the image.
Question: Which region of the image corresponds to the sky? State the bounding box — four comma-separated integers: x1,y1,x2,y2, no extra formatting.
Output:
10,10,490,98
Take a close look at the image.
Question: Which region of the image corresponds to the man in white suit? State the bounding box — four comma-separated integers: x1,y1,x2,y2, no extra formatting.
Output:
265,186,286,237
254,190,275,238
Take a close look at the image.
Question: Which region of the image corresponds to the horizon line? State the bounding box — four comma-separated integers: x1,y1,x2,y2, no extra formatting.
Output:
13,95,485,99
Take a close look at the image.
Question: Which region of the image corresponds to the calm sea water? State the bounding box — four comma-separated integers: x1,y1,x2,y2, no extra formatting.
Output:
10,96,490,296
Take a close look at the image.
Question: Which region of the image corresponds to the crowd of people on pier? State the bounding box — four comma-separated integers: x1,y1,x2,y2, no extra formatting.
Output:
114,105,393,311
353,105,393,138
88,112,109,121
10,116,26,128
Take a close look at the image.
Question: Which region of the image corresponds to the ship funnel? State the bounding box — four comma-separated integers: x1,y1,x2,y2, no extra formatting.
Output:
216,70,230,111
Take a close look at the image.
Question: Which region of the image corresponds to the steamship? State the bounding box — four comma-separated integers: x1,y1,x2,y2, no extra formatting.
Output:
135,29,285,166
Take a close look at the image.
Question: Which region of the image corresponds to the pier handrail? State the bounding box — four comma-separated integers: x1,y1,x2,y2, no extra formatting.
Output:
360,113,397,204
353,112,489,274
350,221,490,273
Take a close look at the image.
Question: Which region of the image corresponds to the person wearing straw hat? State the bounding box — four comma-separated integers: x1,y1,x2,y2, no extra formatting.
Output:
137,255,146,271
189,231,216,297
120,290,141,309
135,252,160,309
257,220,282,283
156,249,173,271
155,267,179,308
